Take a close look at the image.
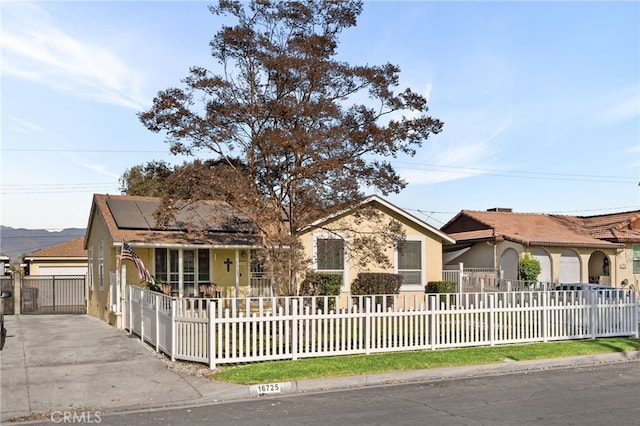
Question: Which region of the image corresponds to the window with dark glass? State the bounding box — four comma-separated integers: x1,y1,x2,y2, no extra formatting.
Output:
398,240,422,285
317,238,344,271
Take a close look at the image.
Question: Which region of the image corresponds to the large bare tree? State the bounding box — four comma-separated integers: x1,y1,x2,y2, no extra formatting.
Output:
138,0,443,294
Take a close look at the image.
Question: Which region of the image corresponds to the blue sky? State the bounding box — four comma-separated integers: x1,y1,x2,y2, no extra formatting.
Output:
1,0,639,231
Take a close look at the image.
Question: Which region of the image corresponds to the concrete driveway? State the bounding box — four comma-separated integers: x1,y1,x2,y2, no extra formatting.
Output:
0,315,247,423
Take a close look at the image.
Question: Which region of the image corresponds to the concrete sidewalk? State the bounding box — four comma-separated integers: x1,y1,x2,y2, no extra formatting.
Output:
1,315,638,424
0,315,248,423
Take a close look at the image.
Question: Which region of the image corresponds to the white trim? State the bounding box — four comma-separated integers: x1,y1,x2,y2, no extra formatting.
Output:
312,232,349,289
301,195,455,244
394,236,426,289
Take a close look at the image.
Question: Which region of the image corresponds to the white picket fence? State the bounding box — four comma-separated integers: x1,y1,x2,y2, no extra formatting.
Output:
124,285,639,369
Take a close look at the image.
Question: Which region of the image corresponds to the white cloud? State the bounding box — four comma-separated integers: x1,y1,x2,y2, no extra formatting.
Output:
399,110,511,185
0,3,148,110
7,117,52,134
596,86,640,125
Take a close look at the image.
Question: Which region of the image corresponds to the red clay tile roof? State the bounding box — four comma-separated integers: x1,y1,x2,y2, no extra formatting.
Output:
28,237,87,258
442,209,640,248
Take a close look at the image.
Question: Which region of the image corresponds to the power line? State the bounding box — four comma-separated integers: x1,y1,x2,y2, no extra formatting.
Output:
1,148,166,153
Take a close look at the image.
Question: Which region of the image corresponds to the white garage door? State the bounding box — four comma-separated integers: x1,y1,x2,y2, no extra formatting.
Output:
38,266,87,276
531,248,551,283
559,250,580,283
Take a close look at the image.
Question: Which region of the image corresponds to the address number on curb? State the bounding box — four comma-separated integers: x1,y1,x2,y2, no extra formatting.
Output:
254,383,282,394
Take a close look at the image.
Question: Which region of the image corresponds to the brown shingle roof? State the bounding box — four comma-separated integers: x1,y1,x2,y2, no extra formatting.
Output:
28,237,87,258
442,209,639,248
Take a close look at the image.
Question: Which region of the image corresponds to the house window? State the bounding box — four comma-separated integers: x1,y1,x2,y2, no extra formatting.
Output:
98,240,104,290
183,250,195,296
633,245,640,274
316,238,345,271
397,240,422,286
154,248,210,296
198,249,210,282
154,248,168,283
88,247,94,291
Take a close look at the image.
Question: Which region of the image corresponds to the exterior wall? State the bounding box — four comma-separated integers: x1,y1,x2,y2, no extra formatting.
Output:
614,245,639,293
447,243,496,268
28,261,88,276
299,203,446,299
453,241,627,289
210,248,249,298
85,214,117,326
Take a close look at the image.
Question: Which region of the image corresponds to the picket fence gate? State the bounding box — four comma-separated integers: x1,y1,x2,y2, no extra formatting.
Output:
124,285,638,369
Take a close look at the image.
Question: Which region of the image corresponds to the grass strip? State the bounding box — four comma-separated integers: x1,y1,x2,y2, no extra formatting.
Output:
210,338,640,384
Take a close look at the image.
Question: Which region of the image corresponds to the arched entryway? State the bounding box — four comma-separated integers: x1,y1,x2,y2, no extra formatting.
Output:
500,248,519,280
588,251,610,285
530,248,551,283
559,249,580,283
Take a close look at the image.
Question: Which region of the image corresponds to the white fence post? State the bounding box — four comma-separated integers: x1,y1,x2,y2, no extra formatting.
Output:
488,294,495,346
208,299,216,370
139,289,144,343
588,290,598,339
458,262,464,295
292,298,299,361
542,291,549,342
365,297,371,355
155,293,160,352
429,294,437,350
170,298,176,362
127,285,132,333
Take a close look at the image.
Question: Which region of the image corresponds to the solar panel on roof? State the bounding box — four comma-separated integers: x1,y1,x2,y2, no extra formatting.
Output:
106,198,159,230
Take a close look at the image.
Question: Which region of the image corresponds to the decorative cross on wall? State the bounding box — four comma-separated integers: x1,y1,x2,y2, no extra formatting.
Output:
224,258,233,272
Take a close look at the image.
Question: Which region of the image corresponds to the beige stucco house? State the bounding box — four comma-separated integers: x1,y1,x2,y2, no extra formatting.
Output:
441,208,640,293
23,237,88,276
85,194,264,326
299,195,455,304
85,193,454,326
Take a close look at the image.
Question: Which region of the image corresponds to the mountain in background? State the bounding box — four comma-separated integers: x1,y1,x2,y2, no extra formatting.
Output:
0,226,86,260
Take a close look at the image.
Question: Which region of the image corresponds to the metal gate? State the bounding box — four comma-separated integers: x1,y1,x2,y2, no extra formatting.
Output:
21,275,86,314
1,276,14,315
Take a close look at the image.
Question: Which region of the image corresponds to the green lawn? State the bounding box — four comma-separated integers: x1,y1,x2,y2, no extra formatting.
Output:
210,337,640,384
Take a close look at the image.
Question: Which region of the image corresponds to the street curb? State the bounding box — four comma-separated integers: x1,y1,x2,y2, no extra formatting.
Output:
281,350,640,395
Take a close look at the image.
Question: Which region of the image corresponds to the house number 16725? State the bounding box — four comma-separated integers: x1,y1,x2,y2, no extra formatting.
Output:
256,383,281,394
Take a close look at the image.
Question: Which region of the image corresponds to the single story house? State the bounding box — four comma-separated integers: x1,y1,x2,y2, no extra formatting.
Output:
84,193,454,326
23,237,88,276
441,208,640,292
299,195,455,303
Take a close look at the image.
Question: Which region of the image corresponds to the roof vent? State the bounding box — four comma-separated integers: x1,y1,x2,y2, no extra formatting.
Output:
487,208,512,213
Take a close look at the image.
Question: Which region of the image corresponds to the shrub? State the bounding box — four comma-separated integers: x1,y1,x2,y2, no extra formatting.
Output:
425,281,457,294
426,280,457,305
350,272,403,309
519,253,541,282
298,273,342,311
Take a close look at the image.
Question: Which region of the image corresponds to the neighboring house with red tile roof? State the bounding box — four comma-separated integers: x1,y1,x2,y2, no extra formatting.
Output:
441,208,640,292
23,237,88,277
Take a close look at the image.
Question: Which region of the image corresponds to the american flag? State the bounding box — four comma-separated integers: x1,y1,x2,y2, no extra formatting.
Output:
120,241,155,284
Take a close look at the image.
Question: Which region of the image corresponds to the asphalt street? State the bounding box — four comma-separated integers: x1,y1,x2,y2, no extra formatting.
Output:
69,361,640,426
1,315,639,425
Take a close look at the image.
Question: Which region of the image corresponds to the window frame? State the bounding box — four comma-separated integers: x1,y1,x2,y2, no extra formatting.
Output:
87,246,94,291
313,233,348,289
633,245,640,274
154,248,211,296
98,240,104,290
394,237,425,290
